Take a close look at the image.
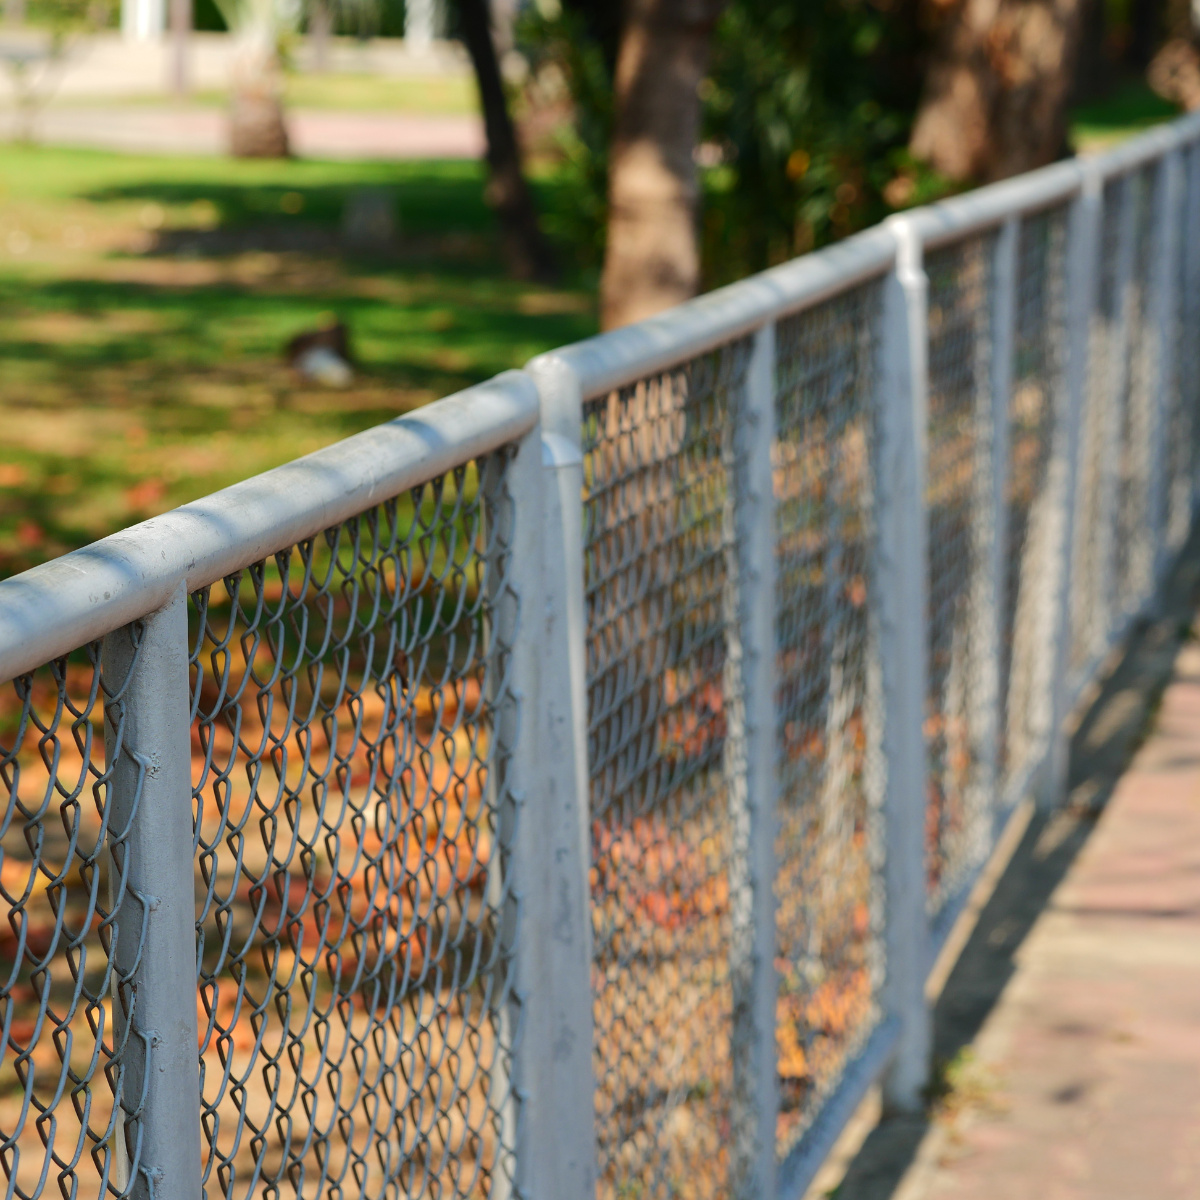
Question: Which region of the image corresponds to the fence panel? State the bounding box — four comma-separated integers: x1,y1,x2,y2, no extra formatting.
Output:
583,339,749,1200
771,283,884,1159
0,646,133,1197
999,207,1069,799
189,458,520,1200
923,232,997,914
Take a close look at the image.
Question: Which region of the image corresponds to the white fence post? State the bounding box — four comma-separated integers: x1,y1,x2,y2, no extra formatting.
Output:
1037,170,1103,810
520,355,597,1200
985,218,1018,815
726,323,780,1199
102,584,203,1200
876,218,931,1110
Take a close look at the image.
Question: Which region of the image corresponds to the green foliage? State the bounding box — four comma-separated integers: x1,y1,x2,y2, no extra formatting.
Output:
700,0,940,283
518,0,952,284
516,5,612,272
0,146,594,576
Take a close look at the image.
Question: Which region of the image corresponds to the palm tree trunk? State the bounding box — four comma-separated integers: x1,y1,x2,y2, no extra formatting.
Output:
229,24,289,158
909,0,1085,183
600,0,726,330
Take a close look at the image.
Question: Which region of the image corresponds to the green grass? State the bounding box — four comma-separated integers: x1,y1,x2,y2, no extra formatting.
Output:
1070,81,1181,153
0,145,596,578
106,73,480,114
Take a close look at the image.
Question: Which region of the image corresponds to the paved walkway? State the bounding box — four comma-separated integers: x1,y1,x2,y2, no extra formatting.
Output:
821,557,1200,1200
910,641,1200,1198
0,105,484,159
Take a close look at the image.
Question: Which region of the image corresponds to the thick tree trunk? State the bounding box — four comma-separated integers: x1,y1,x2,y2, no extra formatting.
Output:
229,28,289,158
457,0,558,282
909,0,1085,183
600,0,726,331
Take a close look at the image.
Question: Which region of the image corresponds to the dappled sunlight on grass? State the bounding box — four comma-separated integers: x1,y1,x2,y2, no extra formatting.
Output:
0,146,596,576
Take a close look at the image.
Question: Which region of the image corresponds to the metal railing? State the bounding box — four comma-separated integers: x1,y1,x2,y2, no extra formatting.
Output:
2,110,1199,1200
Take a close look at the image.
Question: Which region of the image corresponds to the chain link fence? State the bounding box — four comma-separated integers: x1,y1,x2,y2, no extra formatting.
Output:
583,341,747,1200
0,646,135,1198
190,459,517,1200
772,284,883,1158
3,115,1200,1200
923,233,995,913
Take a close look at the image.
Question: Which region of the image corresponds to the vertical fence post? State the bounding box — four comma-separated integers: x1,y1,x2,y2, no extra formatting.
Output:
725,322,779,1199
103,582,202,1200
1147,145,1184,583
876,217,931,1110
984,218,1018,816
484,399,546,1200
1037,169,1103,810
520,354,597,1200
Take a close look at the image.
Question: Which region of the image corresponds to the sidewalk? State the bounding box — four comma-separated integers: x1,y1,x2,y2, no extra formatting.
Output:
0,106,484,159
822,548,1200,1199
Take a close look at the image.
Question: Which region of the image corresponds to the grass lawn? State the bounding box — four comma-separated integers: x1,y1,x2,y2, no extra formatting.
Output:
0,145,595,579
1070,80,1182,154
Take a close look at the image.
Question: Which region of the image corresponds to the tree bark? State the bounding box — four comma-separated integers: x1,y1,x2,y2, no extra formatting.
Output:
310,0,332,72
169,0,192,98
457,0,558,283
600,0,726,330
909,0,1086,183
229,26,290,158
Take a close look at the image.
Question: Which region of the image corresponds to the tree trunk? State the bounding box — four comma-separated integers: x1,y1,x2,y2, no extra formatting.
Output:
229,26,290,158
457,0,558,282
600,0,726,331
169,0,192,97
909,0,1086,183
310,0,332,72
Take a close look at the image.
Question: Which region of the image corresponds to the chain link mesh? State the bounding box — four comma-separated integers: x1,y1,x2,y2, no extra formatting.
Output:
584,341,749,1200
772,283,883,1159
1115,167,1159,616
0,643,144,1198
1000,207,1068,792
189,454,519,1200
924,233,996,912
1069,180,1125,685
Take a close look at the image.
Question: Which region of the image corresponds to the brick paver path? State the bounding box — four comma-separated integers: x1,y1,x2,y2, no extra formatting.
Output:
897,637,1200,1199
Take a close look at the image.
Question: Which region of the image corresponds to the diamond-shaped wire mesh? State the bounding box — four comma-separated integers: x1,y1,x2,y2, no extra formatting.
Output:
1164,171,1192,559
584,341,748,1200
1115,167,1160,616
772,283,884,1160
1000,207,1067,793
189,454,519,1200
924,233,996,912
0,643,143,1198
1069,179,1125,685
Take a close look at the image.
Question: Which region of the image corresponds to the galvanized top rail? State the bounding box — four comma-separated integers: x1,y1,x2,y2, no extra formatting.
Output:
0,371,537,684
531,109,1200,418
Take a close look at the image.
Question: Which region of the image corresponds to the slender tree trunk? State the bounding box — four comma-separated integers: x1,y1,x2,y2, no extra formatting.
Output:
600,0,726,330
311,0,332,72
229,24,290,157
909,0,1086,183
169,0,192,97
457,0,558,282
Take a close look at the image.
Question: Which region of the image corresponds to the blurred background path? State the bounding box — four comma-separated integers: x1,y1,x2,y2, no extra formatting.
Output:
814,545,1200,1199
0,106,483,158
